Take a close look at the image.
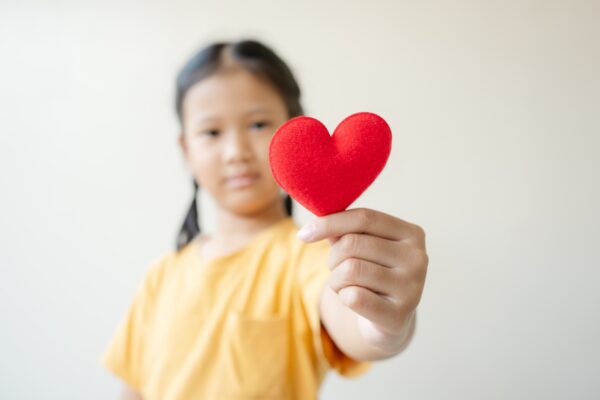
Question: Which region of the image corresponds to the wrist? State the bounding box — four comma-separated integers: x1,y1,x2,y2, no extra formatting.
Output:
358,309,417,356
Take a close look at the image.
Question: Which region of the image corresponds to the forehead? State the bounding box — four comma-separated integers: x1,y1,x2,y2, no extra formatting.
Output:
182,67,286,122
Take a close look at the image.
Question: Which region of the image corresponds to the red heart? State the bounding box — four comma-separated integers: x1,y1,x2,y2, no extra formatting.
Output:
269,112,392,216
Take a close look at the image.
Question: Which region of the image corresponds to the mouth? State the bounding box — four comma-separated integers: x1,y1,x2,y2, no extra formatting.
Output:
223,173,260,189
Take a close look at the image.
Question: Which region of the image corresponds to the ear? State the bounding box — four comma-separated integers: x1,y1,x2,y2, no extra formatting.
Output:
177,132,193,174
178,132,192,169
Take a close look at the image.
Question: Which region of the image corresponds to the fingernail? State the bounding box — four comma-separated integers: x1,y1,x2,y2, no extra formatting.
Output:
297,223,316,241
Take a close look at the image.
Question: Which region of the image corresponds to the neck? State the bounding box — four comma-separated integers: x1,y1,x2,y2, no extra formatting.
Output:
214,198,288,243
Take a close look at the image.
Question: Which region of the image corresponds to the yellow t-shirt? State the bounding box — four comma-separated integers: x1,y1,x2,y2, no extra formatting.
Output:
101,217,372,399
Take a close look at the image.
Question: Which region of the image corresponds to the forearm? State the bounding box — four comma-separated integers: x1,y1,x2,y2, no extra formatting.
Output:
319,284,416,361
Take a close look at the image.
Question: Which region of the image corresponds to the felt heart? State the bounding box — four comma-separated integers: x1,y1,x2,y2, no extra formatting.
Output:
269,112,392,216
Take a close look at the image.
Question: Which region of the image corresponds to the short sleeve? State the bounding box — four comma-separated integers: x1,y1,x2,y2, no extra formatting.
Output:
297,240,373,378
100,257,166,390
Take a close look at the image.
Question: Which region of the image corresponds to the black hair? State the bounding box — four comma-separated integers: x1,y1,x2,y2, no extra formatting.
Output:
175,39,303,250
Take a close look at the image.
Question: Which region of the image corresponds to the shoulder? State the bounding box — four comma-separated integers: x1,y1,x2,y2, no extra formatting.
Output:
138,242,198,297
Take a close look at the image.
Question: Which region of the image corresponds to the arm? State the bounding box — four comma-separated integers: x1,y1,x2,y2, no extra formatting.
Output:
320,283,416,360
298,208,428,361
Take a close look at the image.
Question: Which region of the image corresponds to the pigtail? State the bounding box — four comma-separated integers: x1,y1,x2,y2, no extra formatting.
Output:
176,181,200,250
284,194,293,216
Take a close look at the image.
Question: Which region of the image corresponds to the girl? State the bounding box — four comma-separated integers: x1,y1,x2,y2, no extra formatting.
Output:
102,39,428,400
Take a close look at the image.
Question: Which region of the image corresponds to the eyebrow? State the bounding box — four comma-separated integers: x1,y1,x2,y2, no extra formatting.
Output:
244,107,272,116
192,107,273,125
194,116,217,124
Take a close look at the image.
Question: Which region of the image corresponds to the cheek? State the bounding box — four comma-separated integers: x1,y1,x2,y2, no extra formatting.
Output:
190,145,221,189
254,137,277,182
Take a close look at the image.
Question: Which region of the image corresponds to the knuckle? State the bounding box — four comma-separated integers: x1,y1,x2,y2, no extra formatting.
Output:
342,287,365,308
335,261,352,288
419,253,430,278
414,249,429,268
326,252,337,270
329,270,342,291
342,258,362,283
406,278,425,305
340,233,360,254
394,295,415,315
355,208,372,229
392,265,408,282
412,224,426,241
400,249,428,282
407,285,423,310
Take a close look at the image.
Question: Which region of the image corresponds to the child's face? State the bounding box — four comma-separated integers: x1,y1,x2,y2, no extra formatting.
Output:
179,67,290,217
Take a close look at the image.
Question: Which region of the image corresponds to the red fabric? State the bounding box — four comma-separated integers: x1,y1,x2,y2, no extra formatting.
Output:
269,112,392,216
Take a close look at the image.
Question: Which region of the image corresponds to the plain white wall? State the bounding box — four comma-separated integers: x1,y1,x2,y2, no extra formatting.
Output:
1,0,599,399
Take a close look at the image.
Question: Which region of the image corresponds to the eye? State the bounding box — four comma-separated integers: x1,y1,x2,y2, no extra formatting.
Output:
249,120,270,131
198,129,220,137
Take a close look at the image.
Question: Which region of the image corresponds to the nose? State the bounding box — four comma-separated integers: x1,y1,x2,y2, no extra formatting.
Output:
222,129,252,164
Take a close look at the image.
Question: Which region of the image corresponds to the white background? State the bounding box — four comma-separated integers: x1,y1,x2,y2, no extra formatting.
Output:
1,0,599,399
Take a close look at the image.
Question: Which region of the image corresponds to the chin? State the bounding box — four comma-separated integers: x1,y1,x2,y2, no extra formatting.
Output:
221,191,281,217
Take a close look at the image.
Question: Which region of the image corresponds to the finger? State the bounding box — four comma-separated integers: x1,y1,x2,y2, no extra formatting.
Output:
327,233,401,270
326,236,340,246
336,285,401,329
297,208,425,244
328,258,400,297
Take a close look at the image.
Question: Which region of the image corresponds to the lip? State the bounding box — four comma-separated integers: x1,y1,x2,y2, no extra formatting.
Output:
223,173,259,189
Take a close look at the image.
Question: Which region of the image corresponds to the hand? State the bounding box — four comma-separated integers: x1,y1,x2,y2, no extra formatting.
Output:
297,208,428,353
